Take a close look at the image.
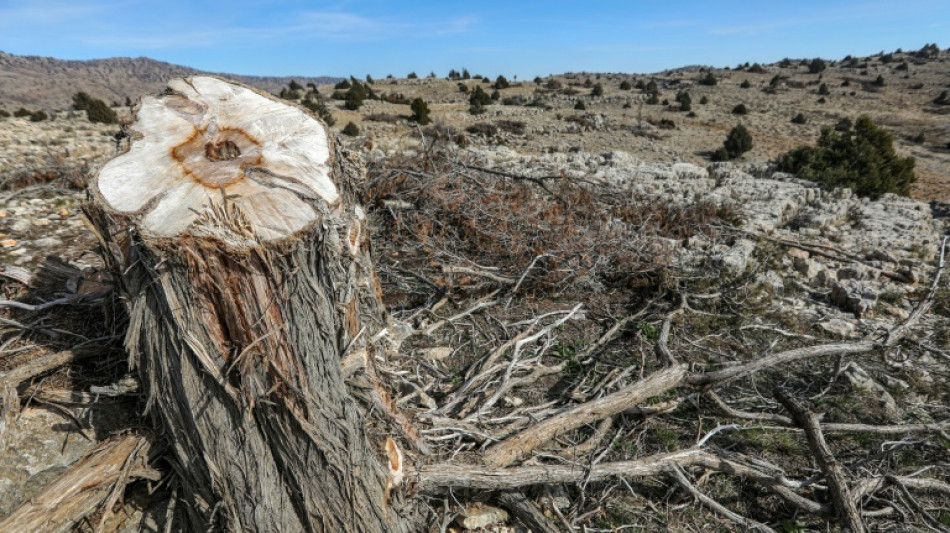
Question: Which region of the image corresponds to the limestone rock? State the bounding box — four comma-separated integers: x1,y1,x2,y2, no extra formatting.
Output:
455,504,509,530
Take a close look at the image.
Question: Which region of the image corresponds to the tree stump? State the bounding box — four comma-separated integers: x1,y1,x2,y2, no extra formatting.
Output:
85,77,413,532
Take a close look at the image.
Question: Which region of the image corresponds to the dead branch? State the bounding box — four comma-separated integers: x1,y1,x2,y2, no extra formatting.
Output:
0,434,157,533
706,391,950,434
0,349,94,390
440,264,516,285
775,389,866,533
484,364,687,467
668,463,776,533
495,492,562,533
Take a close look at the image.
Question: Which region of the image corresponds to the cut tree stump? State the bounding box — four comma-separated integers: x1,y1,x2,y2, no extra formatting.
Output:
85,76,415,532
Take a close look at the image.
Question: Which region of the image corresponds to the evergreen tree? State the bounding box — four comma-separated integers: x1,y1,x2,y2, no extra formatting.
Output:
777,116,915,198
712,124,753,161
409,98,431,125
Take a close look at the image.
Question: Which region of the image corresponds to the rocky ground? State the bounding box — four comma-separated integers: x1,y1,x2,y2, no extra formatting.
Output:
1,45,949,531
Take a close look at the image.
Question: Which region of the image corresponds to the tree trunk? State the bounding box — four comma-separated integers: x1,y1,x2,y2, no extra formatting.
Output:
85,76,413,532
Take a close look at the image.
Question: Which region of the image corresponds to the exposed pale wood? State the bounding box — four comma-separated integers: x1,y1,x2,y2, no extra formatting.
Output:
0,349,90,389
416,447,829,516
776,389,866,533
95,76,338,242
495,492,562,533
0,434,155,533
86,76,416,532
484,364,687,467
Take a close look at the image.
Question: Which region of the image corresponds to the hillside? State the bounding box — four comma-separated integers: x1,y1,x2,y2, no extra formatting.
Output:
0,51,339,110
0,47,949,532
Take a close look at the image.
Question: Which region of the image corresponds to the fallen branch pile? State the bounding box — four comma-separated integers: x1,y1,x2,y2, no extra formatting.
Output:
0,138,947,532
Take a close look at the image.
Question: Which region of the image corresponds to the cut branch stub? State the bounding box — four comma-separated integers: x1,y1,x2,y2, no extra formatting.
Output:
96,76,339,242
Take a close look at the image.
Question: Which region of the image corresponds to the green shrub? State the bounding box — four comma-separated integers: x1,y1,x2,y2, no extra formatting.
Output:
345,89,364,110
791,113,807,124
462,69,471,79
458,82,469,93
469,85,492,107
302,97,335,126
14,107,32,118
646,93,659,105
675,90,691,111
873,75,885,87
776,115,916,198
466,123,497,137
710,147,731,161
731,103,748,115
748,63,766,74
409,98,431,125
619,80,632,90
723,124,753,159
808,58,827,74
29,110,47,122
289,80,303,91
934,91,950,105
86,99,118,123
699,95,709,105
407,72,418,79
342,122,360,136
699,72,717,86
834,118,852,131
574,100,586,110
740,80,751,89
591,83,604,96
0,109,9,118
493,75,510,89
818,83,830,95
279,88,301,100
334,79,351,90
73,92,118,124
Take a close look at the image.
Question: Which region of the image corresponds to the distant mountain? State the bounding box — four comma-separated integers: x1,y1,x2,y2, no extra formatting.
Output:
0,52,340,110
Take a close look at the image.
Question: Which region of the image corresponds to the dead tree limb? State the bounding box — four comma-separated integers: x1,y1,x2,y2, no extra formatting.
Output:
0,434,157,533
775,389,866,533
494,492,562,533
484,365,687,467
668,463,777,533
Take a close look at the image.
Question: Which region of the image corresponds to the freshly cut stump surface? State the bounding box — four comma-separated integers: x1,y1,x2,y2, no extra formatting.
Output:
87,76,413,533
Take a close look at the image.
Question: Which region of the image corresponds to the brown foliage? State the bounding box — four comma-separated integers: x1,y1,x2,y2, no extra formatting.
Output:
365,149,722,296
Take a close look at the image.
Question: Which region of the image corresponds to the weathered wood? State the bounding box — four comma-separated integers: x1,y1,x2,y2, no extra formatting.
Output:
0,434,156,533
775,389,866,533
483,364,687,467
85,76,414,532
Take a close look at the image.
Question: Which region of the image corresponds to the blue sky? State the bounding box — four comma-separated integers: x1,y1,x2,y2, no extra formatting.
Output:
1,1,946,78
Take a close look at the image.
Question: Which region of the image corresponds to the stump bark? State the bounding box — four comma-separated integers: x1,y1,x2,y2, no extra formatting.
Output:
85,77,413,532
